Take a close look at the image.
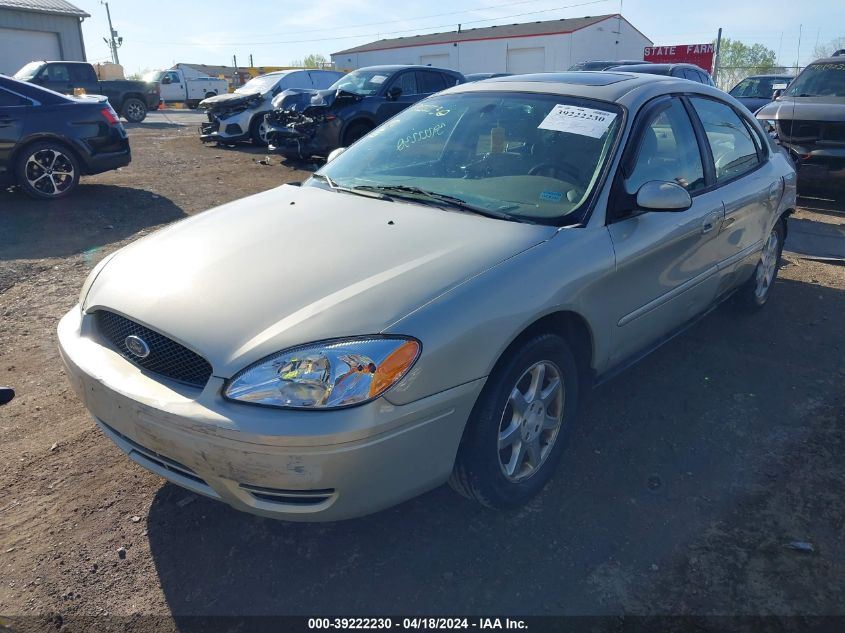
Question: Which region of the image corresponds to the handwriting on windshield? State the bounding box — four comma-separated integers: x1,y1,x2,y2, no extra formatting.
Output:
410,104,451,116
397,123,446,151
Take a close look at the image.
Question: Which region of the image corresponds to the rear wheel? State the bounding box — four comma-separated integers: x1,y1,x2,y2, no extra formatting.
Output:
342,121,373,146
121,97,147,123
736,219,785,310
15,141,80,200
187,100,199,109
449,333,580,509
250,113,270,146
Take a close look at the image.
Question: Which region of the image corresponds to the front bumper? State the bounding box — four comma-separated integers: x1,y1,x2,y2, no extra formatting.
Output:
57,308,483,521
199,109,252,143
778,142,845,185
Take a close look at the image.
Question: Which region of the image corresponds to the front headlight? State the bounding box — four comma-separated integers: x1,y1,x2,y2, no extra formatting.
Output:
224,337,421,409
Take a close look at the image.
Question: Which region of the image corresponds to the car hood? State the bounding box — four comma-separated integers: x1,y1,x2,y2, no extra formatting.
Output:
271,88,362,112
199,91,262,111
84,184,556,377
756,96,845,121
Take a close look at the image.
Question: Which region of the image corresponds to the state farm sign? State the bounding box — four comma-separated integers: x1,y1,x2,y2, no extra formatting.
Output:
643,43,715,72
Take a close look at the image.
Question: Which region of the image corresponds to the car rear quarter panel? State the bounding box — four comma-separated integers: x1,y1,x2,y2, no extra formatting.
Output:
383,226,617,406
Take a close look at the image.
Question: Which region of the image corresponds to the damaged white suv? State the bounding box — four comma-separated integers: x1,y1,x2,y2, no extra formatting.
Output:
199,69,344,146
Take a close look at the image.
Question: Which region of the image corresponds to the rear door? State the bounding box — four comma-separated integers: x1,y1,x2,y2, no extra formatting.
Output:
0,86,30,176
687,96,779,295
605,96,725,365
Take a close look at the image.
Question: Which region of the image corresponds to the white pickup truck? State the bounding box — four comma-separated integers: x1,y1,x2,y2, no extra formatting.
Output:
143,69,228,108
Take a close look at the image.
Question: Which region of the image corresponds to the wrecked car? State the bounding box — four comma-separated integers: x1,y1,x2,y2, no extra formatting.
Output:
199,69,344,146
265,65,464,159
756,51,845,190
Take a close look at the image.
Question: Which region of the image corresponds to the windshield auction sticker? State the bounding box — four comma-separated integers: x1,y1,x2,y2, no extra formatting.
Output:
538,105,617,138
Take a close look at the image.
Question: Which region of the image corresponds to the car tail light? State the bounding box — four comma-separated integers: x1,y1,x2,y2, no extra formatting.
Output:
100,107,120,125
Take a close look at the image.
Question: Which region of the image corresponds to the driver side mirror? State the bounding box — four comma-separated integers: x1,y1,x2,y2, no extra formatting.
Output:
161,76,171,84
636,181,692,212
771,89,783,100
326,147,346,163
387,86,402,101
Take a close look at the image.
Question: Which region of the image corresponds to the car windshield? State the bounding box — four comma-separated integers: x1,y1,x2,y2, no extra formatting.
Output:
235,74,282,95
13,62,44,81
328,69,392,96
730,77,791,98
784,62,845,97
312,92,622,224
142,70,164,82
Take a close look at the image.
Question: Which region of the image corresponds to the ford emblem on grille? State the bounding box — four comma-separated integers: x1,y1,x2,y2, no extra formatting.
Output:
125,335,151,359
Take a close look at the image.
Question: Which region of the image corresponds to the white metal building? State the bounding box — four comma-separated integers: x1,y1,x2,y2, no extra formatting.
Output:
0,0,89,76
332,14,652,75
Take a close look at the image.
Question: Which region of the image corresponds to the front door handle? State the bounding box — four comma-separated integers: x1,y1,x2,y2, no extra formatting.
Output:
701,219,716,234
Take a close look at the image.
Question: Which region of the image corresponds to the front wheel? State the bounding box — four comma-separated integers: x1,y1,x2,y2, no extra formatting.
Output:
736,220,785,310
250,113,271,146
15,142,80,200
342,122,372,146
121,97,147,123
449,333,580,509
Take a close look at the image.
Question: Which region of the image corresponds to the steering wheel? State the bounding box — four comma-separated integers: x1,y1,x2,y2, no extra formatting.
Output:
528,162,580,183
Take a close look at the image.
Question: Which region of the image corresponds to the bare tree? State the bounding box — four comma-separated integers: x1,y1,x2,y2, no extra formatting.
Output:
813,36,845,60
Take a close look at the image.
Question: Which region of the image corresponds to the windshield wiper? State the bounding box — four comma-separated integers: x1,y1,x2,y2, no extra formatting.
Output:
311,173,391,200
350,184,530,223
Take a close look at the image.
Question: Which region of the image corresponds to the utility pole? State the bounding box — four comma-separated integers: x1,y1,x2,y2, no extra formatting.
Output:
712,28,722,86
100,1,122,64
249,54,254,67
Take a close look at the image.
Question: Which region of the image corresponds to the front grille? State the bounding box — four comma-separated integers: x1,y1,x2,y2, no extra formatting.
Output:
780,120,845,145
94,310,213,388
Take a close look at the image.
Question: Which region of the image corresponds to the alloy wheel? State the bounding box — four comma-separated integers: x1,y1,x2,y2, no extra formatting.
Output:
125,101,145,121
754,229,780,300
24,149,75,197
497,360,565,482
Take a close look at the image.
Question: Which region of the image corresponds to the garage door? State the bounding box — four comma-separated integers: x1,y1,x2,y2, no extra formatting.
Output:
420,54,451,69
506,47,545,74
0,28,61,75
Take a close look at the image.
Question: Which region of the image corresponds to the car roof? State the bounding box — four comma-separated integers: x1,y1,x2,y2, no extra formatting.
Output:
446,71,726,106
740,74,793,79
609,63,706,73
356,64,462,75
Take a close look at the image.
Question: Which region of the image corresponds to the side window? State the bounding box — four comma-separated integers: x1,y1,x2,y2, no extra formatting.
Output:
68,64,94,82
625,98,706,194
0,88,30,107
415,71,446,94
388,72,417,96
166,71,181,83
690,97,761,183
44,64,70,82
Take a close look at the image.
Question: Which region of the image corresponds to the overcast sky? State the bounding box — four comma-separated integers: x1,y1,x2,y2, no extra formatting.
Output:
76,0,844,74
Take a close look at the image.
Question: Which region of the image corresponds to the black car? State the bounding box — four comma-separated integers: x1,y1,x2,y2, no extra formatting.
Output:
605,63,714,85
755,52,845,189
728,74,793,113
265,65,465,159
14,61,159,123
568,60,648,71
0,75,131,199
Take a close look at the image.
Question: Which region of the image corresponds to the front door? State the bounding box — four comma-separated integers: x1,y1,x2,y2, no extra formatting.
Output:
376,71,420,123
160,71,184,102
0,87,29,176
605,96,725,365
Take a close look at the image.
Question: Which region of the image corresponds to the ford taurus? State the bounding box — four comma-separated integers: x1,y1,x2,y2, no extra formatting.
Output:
58,73,796,521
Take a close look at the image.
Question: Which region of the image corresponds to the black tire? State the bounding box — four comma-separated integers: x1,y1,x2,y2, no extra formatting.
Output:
121,97,147,123
735,219,786,310
187,100,199,109
342,121,373,146
449,333,580,509
15,141,81,200
249,113,271,146
204,92,216,99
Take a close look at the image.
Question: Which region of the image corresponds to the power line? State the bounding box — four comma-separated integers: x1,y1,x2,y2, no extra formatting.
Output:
131,0,610,47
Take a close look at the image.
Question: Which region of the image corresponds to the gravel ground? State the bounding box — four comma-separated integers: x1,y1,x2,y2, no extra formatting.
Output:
0,121,843,632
